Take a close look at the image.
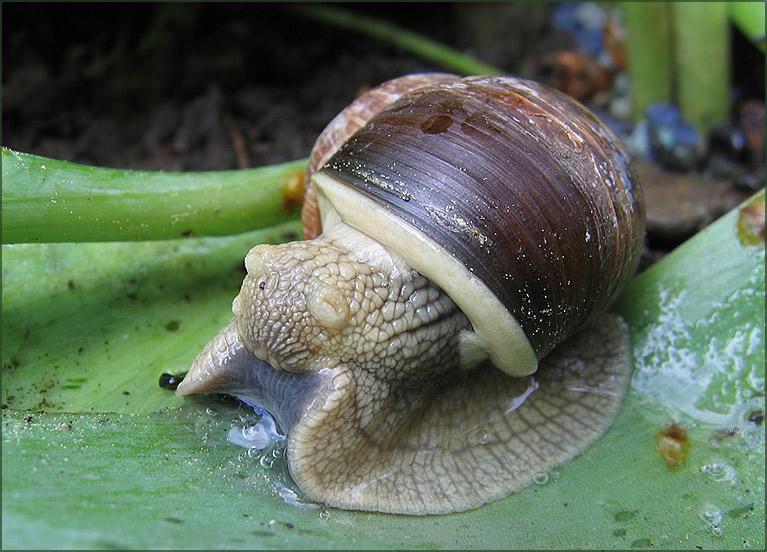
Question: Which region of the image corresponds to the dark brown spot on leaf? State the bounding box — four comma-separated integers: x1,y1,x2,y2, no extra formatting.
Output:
737,194,765,246
710,426,739,444
655,421,690,467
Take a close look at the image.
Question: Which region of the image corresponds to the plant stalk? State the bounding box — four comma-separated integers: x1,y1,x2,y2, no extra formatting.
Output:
1,148,307,244
672,1,730,133
621,2,673,122
294,4,504,76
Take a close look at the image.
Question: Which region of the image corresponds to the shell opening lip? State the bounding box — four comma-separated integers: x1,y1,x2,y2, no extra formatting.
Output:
311,170,538,377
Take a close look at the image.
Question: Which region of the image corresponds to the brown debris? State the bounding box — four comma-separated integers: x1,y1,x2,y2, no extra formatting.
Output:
543,50,614,103
637,160,752,246
655,421,690,467
737,194,766,246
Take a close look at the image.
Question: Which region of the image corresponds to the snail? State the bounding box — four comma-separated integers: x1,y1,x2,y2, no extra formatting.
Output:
176,73,645,515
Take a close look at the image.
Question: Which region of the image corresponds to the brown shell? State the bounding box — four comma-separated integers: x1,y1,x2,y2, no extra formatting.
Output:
301,73,460,238
315,76,645,359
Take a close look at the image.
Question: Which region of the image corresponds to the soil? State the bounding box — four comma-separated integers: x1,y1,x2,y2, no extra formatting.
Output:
2,3,763,260
4,3,563,171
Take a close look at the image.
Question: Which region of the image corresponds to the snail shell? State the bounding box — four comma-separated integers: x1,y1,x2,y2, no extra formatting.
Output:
301,73,462,238
177,74,645,515
310,75,643,374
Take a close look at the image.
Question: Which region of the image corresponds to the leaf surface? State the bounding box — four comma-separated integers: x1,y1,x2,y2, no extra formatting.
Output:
2,193,764,550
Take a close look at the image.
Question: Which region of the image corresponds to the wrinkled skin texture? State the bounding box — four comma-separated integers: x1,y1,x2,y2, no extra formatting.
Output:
232,224,472,384
178,224,632,515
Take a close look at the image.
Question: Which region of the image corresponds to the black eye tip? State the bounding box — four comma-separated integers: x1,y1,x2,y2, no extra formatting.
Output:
159,372,185,390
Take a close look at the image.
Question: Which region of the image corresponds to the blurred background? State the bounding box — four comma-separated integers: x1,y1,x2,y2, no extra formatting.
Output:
3,2,765,258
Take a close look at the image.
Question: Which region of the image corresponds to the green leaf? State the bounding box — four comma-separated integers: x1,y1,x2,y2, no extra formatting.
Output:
2,192,764,549
729,1,766,52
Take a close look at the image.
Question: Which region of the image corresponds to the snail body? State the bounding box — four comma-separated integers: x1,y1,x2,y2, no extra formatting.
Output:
177,74,645,515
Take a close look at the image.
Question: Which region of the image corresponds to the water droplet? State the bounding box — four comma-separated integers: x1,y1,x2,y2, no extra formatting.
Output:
272,447,284,458
273,481,320,510
260,455,275,469
533,471,549,485
479,433,493,445
700,458,737,483
227,413,285,450
205,407,217,416
711,526,723,537
193,416,213,441
247,447,260,459
242,422,260,439
743,539,752,549
318,509,331,520
698,503,723,527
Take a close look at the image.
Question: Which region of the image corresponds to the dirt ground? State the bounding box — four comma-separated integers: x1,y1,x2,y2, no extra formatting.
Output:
3,4,567,170
2,3,763,257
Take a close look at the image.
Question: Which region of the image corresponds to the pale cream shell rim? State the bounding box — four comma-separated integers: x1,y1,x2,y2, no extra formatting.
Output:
312,171,538,377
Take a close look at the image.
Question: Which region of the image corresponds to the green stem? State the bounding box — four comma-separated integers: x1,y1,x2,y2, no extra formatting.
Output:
294,4,504,76
621,2,673,122
623,2,734,133
672,2,730,133
1,148,307,244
